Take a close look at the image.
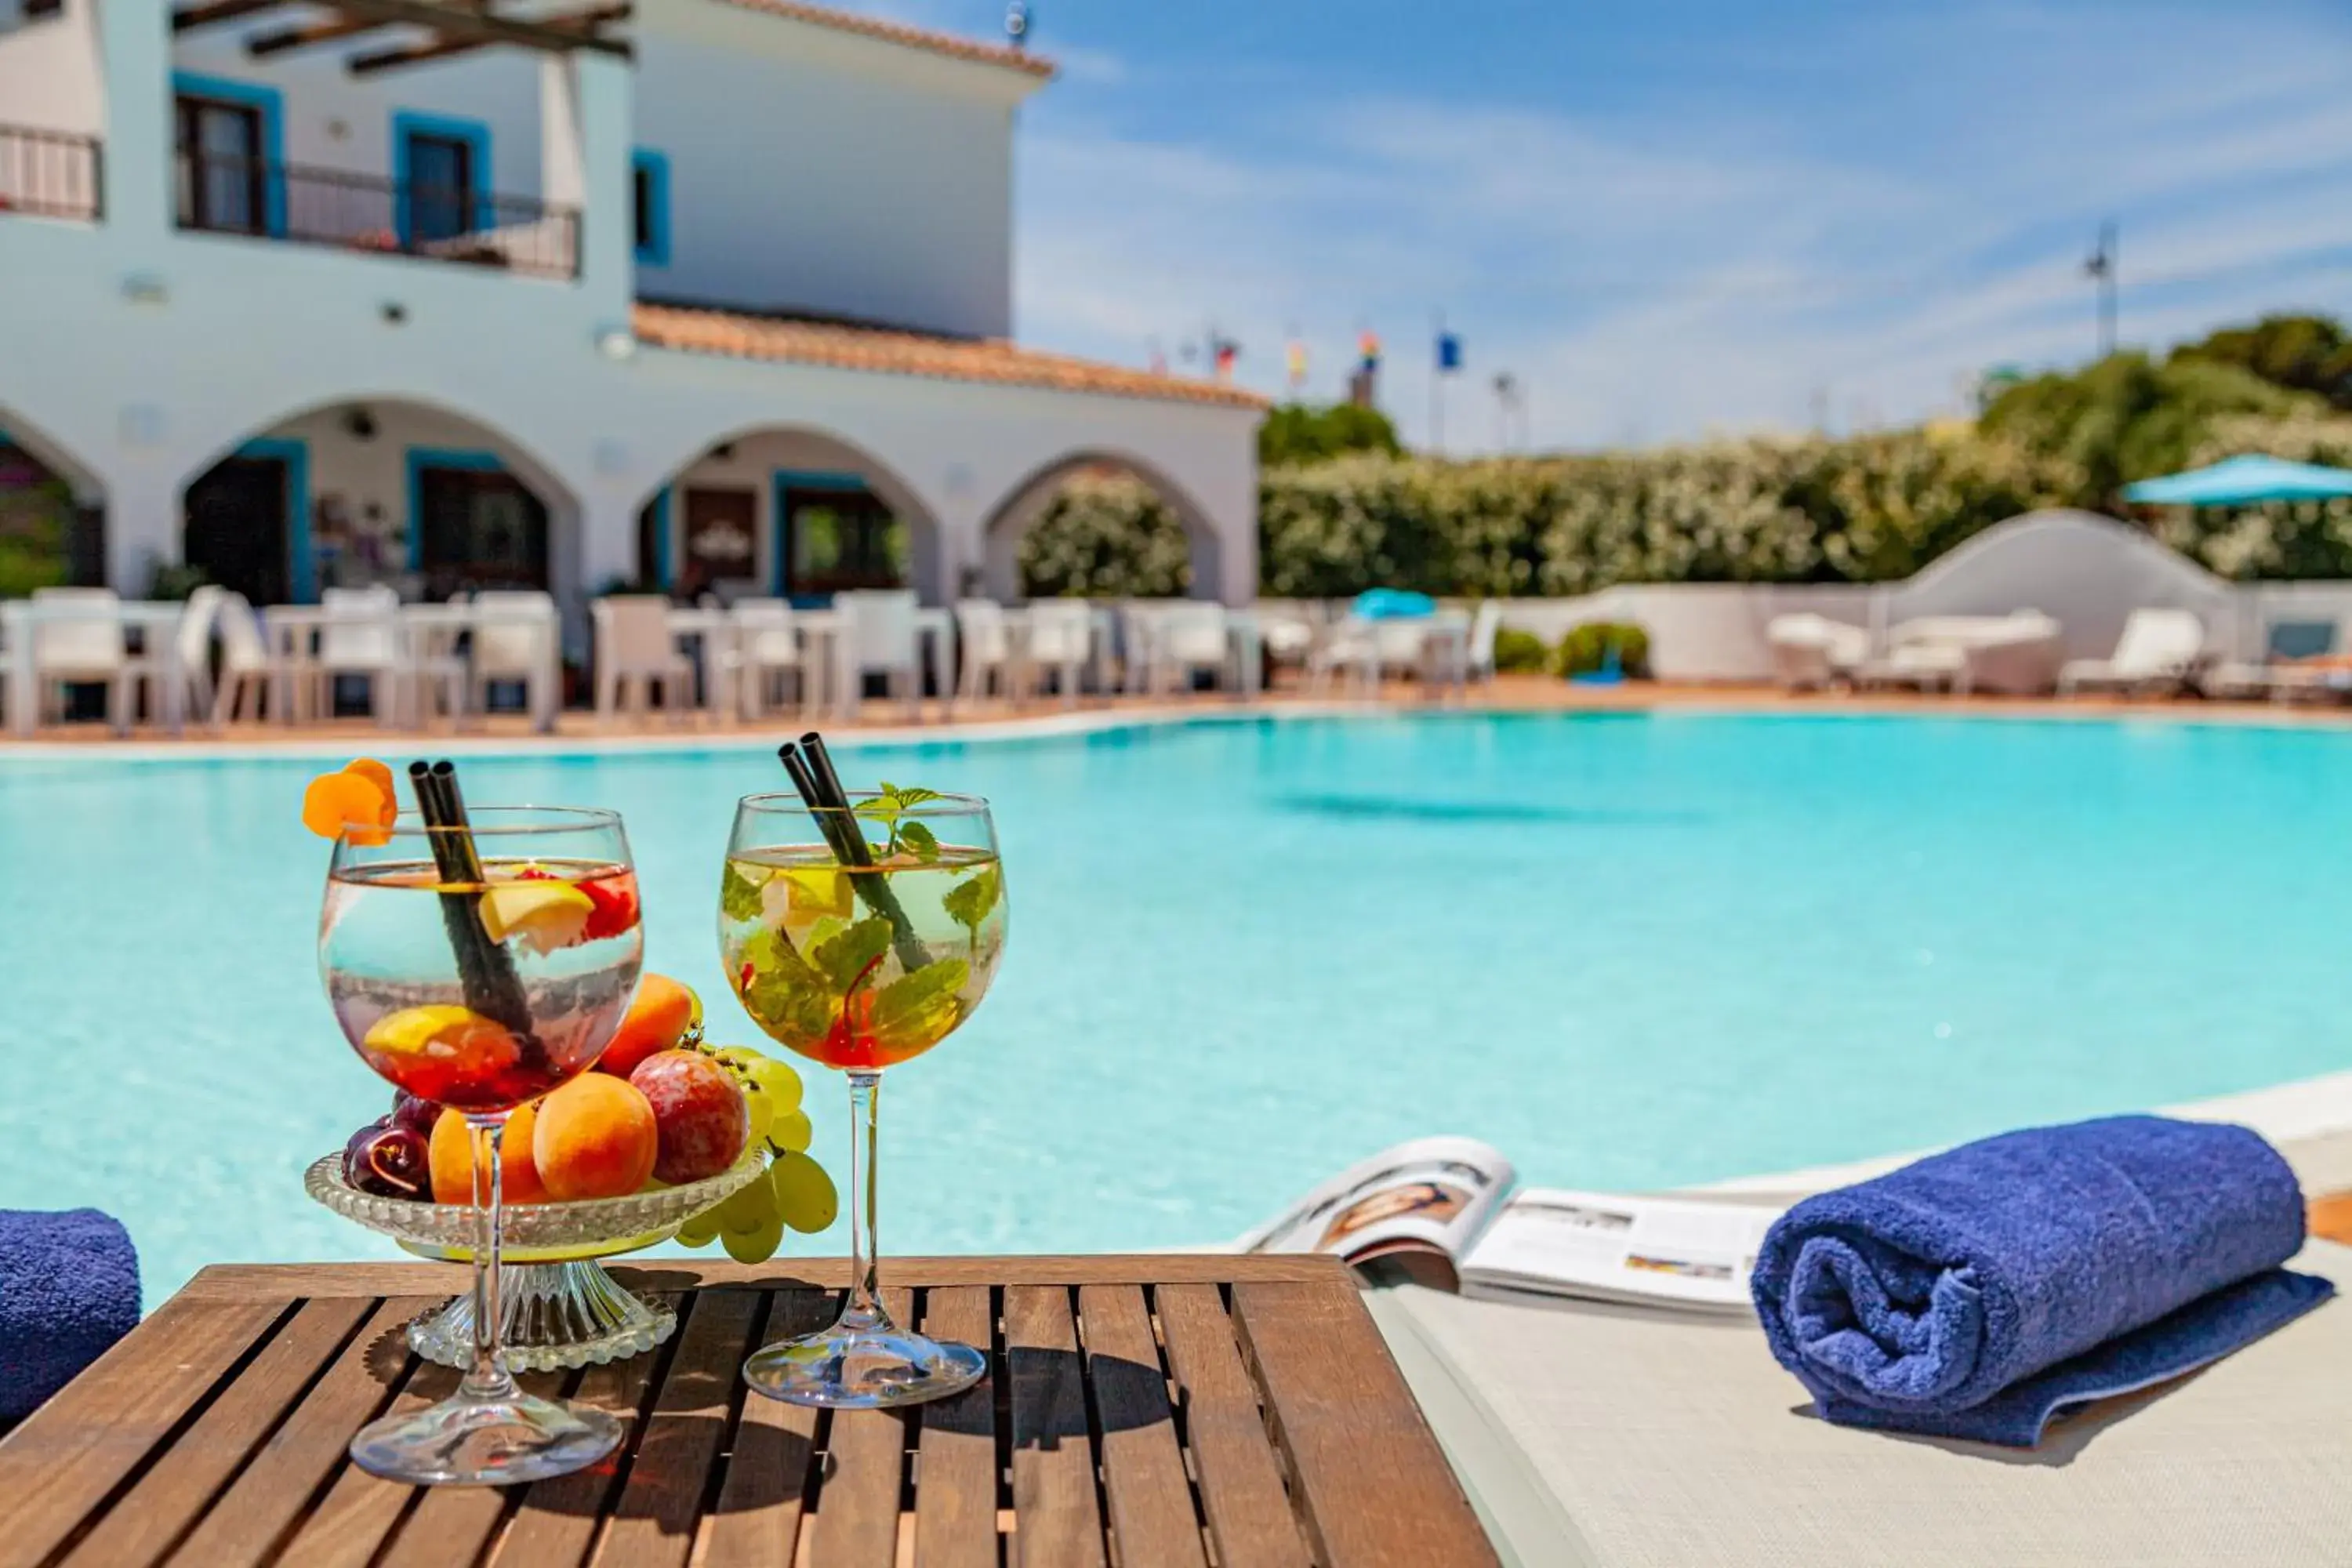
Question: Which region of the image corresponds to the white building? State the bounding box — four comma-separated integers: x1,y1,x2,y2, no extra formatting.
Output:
0,0,1263,639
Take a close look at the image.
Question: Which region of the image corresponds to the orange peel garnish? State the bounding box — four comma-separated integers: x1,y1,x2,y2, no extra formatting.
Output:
303,770,393,844
342,758,398,826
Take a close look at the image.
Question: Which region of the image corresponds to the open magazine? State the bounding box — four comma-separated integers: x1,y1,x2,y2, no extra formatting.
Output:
1240,1137,1779,1312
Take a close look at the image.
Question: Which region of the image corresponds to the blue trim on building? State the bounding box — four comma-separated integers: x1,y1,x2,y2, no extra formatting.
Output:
631,147,671,267
770,469,869,601
405,446,506,571
172,72,287,237
234,437,311,601
650,485,673,588
390,109,494,248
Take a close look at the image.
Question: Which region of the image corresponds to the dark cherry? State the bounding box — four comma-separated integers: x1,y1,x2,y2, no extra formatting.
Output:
343,1122,430,1200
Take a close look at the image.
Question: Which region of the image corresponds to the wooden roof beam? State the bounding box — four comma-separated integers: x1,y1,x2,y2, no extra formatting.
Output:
172,0,289,32
247,13,400,56
345,1,629,74
329,0,630,62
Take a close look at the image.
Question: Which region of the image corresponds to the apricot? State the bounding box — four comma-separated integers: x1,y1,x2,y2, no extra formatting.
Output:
532,1073,658,1201
430,1102,548,1206
595,975,699,1079
341,759,399,820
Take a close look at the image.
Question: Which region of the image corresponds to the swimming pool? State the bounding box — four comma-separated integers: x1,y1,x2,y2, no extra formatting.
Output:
9,710,2352,1305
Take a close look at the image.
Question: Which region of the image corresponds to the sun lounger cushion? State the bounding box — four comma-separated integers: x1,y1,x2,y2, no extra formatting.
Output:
0,1208,140,1422
1750,1116,2330,1446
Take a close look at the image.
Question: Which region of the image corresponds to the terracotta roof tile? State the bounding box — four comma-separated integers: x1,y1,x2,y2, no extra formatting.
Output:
633,302,1270,411
706,0,1055,78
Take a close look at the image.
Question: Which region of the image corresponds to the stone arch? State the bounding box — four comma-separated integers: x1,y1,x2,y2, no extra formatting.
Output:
174,394,582,605
979,449,1225,603
633,425,948,604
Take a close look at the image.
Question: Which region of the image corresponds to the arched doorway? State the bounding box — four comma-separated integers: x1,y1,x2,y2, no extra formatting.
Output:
0,411,104,595
981,452,1225,603
180,397,577,604
636,427,945,605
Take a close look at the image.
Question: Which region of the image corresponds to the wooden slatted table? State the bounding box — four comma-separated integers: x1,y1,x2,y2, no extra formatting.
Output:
0,1255,1497,1568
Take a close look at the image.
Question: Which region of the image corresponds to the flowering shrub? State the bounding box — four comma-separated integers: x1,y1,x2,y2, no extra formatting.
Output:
1014,416,2352,597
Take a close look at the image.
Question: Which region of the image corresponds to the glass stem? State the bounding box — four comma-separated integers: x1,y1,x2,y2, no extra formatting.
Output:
461,1112,515,1401
840,1069,888,1332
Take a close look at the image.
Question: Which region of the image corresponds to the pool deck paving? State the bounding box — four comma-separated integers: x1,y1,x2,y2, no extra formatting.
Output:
7,673,2352,753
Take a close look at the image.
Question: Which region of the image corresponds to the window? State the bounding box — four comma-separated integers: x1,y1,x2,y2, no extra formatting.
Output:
631,148,669,265
403,131,475,243
175,95,266,234
781,485,906,598
416,466,549,597
24,1,66,20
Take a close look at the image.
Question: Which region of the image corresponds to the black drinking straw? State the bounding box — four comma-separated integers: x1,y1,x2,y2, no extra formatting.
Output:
778,737,927,970
409,760,533,1037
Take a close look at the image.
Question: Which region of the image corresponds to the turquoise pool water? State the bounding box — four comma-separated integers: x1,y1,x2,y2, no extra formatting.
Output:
8,711,2352,1305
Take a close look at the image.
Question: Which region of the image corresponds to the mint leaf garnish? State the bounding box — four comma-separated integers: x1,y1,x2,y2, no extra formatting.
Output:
814,916,893,993
869,958,968,1051
942,863,1001,950
898,820,942,862
720,862,767,922
738,930,833,1043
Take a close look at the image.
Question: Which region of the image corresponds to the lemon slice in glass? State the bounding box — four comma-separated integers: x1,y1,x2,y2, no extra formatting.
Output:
479,881,595,954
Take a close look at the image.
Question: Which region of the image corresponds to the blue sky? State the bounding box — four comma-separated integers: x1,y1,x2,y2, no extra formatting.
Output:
862,0,2352,452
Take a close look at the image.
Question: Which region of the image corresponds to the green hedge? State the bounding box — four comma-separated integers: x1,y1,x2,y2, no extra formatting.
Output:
1552,622,1651,679
1019,427,2082,599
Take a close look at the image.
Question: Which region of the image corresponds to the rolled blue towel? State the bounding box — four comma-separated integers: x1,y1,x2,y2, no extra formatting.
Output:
0,1209,140,1422
1751,1115,2333,1446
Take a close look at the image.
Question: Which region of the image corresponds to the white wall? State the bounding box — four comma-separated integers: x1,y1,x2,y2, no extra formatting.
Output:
154,0,1037,337
0,0,102,136
630,0,1030,336
1489,511,2322,682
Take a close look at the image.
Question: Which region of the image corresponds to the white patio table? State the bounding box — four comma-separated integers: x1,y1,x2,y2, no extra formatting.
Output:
2,599,189,737
1113,602,1263,699
779,605,956,720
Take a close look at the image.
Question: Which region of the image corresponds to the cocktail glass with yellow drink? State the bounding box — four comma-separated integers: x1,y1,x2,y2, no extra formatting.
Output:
720,740,1007,1406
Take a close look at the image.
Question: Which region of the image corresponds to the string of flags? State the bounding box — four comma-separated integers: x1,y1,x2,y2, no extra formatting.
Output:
1150,322,1465,397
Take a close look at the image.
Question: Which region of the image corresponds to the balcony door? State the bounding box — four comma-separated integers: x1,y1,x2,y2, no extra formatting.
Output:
401,129,476,245
175,95,266,235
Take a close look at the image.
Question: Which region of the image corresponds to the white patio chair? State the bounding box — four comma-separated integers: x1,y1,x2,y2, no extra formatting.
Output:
210,593,277,725
1955,612,2066,695
715,597,805,720
1306,614,1381,698
953,599,1015,705
469,590,560,726
1465,601,1504,685
833,590,922,720
314,586,404,726
158,584,223,724
1022,600,1094,707
31,587,136,732
2058,608,2209,697
1150,602,1232,695
592,595,695,724
1766,613,1871,691
2202,619,2338,703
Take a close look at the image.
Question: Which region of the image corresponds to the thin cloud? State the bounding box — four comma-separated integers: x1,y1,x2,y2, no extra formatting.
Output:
1011,1,2352,450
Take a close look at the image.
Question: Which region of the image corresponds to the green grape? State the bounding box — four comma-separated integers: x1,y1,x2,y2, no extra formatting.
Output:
714,1176,772,1234
722,1208,785,1264
768,1109,813,1155
750,1058,802,1116
742,1083,776,1149
677,1207,721,1249
772,1150,837,1234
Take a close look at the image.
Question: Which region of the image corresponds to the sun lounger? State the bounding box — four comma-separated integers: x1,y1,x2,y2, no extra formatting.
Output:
1368,1237,2352,1566
2058,608,2210,696
2202,619,2339,702
1764,614,1869,691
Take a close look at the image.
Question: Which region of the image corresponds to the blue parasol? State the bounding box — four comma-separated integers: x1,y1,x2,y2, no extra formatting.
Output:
2122,454,2352,506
